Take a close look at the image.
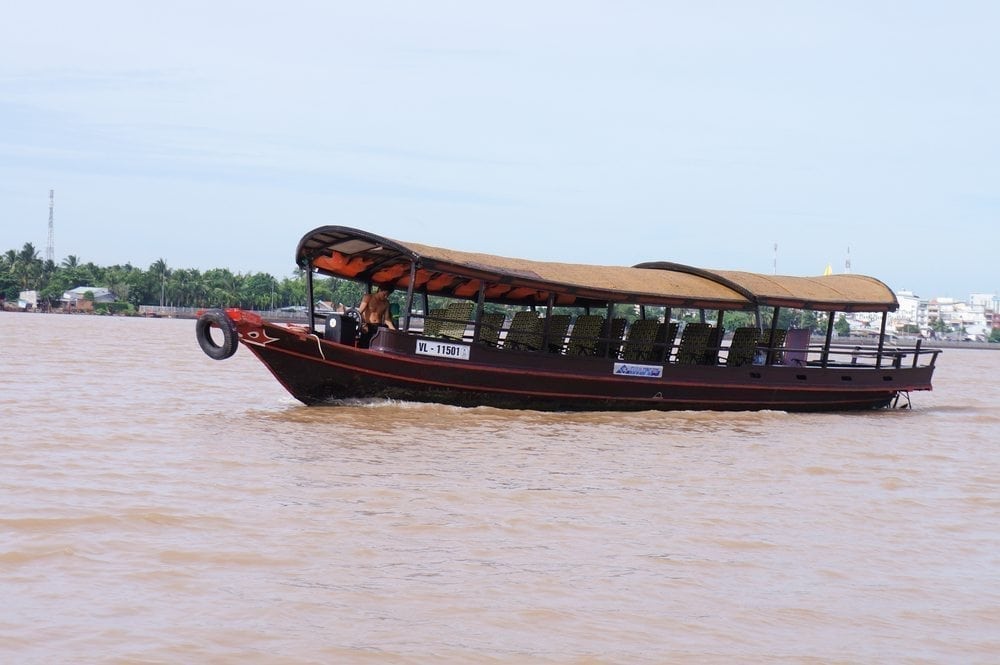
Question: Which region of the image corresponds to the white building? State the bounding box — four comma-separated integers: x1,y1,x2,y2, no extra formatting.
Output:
61,286,115,305
952,301,989,329
891,290,928,331
969,293,999,311
17,290,39,310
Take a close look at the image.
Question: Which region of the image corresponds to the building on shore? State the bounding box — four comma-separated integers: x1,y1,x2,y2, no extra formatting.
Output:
851,290,999,341
61,286,115,311
17,290,39,310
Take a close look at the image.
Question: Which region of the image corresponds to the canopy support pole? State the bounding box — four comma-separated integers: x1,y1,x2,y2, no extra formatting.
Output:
714,309,725,364
766,306,781,365
473,282,486,340
305,267,315,329
542,293,556,351
822,311,836,368
603,303,614,357
402,261,417,332
661,307,672,362
876,311,888,369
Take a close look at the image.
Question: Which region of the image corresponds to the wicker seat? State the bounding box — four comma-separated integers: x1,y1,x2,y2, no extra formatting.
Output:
758,328,788,365
676,322,715,365
565,315,605,356
544,314,572,353
597,317,628,358
504,311,543,350
438,301,474,341
622,319,660,362
658,322,679,362
476,312,506,347
703,325,724,365
422,309,446,337
726,326,761,367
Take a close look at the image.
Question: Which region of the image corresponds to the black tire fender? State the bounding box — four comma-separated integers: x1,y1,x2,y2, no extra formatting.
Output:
196,309,239,360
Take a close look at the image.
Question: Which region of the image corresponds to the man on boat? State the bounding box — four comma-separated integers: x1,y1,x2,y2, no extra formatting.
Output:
357,286,396,345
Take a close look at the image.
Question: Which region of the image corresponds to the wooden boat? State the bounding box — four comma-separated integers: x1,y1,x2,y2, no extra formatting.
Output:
196,226,940,411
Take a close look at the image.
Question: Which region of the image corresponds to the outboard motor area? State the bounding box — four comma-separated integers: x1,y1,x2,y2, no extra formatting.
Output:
325,310,361,345
196,308,239,360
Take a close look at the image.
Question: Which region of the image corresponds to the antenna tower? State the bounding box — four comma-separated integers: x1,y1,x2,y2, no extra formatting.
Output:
844,245,851,274
46,189,55,263
773,242,778,275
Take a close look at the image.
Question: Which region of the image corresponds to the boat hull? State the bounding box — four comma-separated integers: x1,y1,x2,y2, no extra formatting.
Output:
235,317,933,412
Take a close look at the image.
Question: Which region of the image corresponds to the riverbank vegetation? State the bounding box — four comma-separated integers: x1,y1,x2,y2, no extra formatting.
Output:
1,242,363,311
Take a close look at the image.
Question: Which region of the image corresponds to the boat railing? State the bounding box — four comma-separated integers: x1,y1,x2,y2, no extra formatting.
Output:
626,336,942,370
823,341,941,369
740,340,942,370
401,313,942,370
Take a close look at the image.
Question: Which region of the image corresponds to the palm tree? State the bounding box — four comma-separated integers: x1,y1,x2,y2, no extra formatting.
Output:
0,250,17,301
17,243,40,266
14,243,42,290
105,265,135,304
204,268,243,307
150,258,170,307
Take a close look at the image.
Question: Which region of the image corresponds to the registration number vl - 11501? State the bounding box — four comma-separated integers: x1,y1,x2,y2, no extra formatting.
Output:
415,339,471,361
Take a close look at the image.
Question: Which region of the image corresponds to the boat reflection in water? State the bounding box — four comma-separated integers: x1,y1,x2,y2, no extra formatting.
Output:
197,226,940,412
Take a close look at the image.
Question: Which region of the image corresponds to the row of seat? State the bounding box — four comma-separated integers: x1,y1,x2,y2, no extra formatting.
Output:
418,304,790,365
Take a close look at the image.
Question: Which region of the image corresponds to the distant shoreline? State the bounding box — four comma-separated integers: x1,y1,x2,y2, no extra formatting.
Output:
838,336,997,351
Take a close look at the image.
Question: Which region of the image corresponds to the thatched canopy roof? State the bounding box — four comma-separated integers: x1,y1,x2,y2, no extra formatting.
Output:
297,227,898,312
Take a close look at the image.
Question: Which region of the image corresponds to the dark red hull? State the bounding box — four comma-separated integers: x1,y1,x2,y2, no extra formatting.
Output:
235,318,933,412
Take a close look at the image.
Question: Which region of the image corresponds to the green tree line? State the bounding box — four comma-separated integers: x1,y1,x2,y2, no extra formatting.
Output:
1,241,365,311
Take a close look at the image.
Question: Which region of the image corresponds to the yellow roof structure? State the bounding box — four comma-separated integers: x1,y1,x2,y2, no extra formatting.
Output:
297,227,898,312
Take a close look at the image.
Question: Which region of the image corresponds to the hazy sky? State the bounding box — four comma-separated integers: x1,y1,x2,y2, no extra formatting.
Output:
2,1,997,299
